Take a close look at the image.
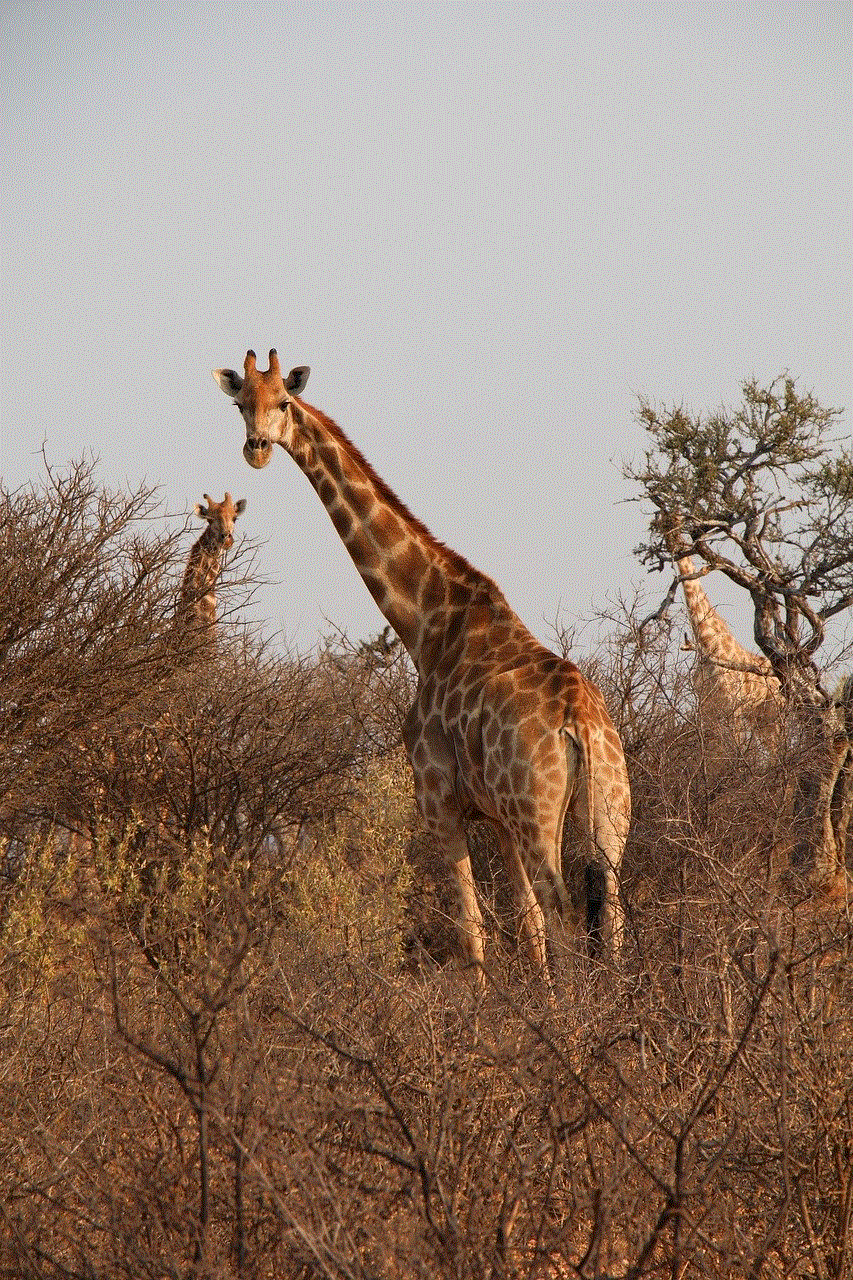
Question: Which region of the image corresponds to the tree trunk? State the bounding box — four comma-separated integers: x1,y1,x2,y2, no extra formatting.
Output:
792,701,853,897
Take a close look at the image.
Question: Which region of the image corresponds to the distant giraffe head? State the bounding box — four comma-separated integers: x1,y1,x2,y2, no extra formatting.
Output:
193,492,247,551
214,349,311,470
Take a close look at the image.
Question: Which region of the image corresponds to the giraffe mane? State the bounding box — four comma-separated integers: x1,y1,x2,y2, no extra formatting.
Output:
298,398,503,593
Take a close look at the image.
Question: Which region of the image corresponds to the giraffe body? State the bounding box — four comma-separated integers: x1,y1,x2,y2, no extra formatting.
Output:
674,552,783,749
214,352,630,986
403,621,629,971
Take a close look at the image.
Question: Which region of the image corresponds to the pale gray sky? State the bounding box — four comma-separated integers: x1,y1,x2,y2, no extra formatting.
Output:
3,2,851,655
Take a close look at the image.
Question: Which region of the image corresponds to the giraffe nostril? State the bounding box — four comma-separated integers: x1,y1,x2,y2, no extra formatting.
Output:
243,437,271,469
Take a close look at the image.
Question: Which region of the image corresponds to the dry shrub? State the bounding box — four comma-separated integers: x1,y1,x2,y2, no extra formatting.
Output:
2,861,850,1279
282,749,416,981
1,470,851,1278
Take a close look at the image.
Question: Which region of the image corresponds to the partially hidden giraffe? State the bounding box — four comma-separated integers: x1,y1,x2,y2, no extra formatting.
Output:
68,493,246,869
213,350,631,987
665,532,783,749
133,494,246,831
175,492,246,641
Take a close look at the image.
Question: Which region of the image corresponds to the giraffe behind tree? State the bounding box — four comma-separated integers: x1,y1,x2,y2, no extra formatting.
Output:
664,526,783,750
213,350,630,989
67,492,245,874
176,492,246,641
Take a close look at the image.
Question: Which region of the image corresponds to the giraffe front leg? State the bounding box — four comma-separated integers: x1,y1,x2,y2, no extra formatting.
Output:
417,807,486,983
444,842,487,986
404,722,487,985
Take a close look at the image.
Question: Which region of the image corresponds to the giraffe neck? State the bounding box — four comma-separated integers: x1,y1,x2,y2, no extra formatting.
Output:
178,532,223,632
676,555,760,669
286,400,501,677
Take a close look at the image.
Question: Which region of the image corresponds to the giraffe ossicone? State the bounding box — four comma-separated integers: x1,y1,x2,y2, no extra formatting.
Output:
213,350,631,989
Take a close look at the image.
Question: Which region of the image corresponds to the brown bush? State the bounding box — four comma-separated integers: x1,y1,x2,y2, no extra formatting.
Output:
2,840,850,1278
1,464,851,1278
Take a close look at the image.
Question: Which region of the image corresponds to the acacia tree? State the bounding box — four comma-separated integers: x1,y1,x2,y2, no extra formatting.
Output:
626,375,853,889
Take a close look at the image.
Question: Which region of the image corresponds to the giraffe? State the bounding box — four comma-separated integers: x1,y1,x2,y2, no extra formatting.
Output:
98,494,247,807
67,492,246,888
666,533,783,750
175,492,247,641
117,491,246,966
213,350,631,988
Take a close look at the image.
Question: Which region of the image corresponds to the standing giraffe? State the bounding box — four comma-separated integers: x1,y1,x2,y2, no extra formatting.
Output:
213,350,630,987
666,534,783,749
668,535,853,890
67,492,246,872
175,492,246,641
126,494,245,842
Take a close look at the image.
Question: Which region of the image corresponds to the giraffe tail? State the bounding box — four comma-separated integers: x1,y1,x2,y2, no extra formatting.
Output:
562,715,604,939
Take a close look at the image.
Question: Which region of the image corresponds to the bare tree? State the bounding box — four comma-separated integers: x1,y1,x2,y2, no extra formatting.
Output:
0,457,357,920
0,456,184,845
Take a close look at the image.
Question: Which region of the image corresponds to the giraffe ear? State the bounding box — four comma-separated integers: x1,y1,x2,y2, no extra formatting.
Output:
234,498,247,516
286,366,310,395
194,502,209,519
213,368,243,396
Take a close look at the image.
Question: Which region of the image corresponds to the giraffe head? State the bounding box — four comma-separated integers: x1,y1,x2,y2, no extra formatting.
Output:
655,508,700,564
212,349,311,469
193,492,247,550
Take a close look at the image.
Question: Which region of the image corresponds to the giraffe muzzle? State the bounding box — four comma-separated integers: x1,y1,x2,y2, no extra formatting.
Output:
243,437,273,469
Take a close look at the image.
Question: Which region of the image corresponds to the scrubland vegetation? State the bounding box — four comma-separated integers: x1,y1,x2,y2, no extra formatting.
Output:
1,446,851,1278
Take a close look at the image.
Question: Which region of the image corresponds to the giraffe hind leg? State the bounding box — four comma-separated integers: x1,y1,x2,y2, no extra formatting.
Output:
564,773,625,959
493,825,554,988
583,860,623,956
585,825,624,958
